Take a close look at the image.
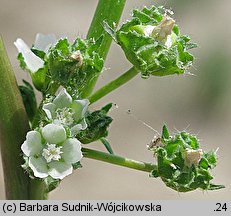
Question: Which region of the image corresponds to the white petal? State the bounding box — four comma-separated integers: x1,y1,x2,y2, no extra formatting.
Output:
42,102,56,119
143,25,155,37
21,131,43,156
53,89,72,109
71,99,89,122
165,35,172,49
42,124,66,144
29,157,49,178
80,118,87,130
14,38,44,73
48,161,73,180
34,33,57,53
62,138,82,164
70,119,87,136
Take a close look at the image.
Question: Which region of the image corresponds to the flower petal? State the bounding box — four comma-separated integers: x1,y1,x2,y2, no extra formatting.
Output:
80,118,87,130
14,38,44,73
71,99,89,122
62,138,82,164
53,89,72,109
42,102,56,119
48,161,73,180
29,157,49,178
34,33,57,53
42,124,66,144
21,131,43,156
70,118,87,136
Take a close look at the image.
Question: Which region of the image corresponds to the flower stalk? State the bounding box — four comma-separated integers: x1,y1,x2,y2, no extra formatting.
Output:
82,147,156,172
88,66,139,104
83,0,126,98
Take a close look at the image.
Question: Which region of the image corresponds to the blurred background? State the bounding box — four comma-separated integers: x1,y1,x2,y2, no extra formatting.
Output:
0,0,230,199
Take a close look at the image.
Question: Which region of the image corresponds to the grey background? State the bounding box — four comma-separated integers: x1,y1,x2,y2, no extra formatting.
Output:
0,0,230,199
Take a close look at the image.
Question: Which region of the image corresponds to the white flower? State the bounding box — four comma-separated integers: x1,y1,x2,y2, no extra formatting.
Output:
14,38,44,73
21,123,82,179
33,33,57,53
43,88,89,136
184,148,203,167
14,33,57,73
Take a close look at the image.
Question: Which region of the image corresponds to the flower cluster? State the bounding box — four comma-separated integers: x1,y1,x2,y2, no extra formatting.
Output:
14,4,223,195
21,89,89,181
104,6,196,78
15,33,104,97
149,126,224,192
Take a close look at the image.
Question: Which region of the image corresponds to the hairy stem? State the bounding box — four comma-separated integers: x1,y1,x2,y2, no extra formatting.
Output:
87,0,126,59
82,147,156,173
82,0,126,98
29,179,48,200
88,67,139,104
0,36,30,199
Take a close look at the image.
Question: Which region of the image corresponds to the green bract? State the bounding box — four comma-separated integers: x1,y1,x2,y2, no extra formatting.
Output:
149,126,224,192
19,80,37,122
104,6,196,78
48,37,104,97
76,103,113,144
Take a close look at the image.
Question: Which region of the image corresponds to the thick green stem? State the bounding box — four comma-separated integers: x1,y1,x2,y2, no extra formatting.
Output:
82,147,156,173
83,0,126,98
29,179,47,200
0,37,47,200
0,37,30,199
87,0,126,59
88,67,139,104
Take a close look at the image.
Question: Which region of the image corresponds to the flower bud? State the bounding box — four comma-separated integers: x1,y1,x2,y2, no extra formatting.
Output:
184,148,203,167
151,16,175,43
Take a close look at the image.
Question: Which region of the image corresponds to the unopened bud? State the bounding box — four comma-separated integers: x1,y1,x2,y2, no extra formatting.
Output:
70,50,83,66
151,16,175,42
184,148,203,167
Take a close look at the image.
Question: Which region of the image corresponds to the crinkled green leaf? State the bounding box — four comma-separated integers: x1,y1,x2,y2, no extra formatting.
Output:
72,161,82,170
101,102,113,113
149,125,224,192
17,53,27,70
76,104,113,144
162,125,169,139
19,80,37,121
105,5,196,78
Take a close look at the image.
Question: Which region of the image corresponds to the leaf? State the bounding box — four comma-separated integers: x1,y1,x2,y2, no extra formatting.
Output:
72,161,82,170
101,102,113,113
44,176,60,193
19,80,37,121
207,184,225,190
17,53,27,70
76,105,113,144
162,125,170,139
